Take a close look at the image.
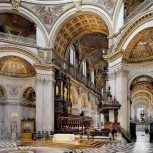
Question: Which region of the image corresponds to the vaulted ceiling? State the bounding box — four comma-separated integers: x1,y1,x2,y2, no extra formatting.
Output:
54,14,108,58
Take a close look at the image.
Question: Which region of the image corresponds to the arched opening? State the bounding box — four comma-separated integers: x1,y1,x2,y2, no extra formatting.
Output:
0,85,6,138
0,12,36,44
81,94,88,114
0,55,36,138
22,87,36,120
70,87,78,115
130,75,153,142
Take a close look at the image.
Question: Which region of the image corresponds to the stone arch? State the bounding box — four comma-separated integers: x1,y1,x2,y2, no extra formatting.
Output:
0,84,7,97
81,93,88,109
21,85,36,98
49,5,113,50
113,10,153,54
0,46,44,65
128,73,153,91
21,86,36,120
70,86,78,105
0,3,48,46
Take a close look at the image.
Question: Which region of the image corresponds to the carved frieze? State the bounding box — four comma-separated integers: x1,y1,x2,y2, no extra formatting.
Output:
109,67,129,80
6,84,22,96
35,76,55,86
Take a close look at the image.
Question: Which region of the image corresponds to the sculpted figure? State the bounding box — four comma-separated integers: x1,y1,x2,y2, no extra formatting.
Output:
11,0,21,10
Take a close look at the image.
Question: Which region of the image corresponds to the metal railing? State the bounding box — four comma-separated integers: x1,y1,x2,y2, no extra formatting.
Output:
0,32,36,45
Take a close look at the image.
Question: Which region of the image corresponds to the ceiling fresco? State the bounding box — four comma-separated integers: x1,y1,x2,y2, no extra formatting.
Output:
123,28,153,63
80,32,108,49
25,2,73,29
22,0,116,30
0,56,36,78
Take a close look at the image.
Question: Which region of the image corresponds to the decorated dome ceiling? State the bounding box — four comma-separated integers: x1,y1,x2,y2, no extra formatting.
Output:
123,28,153,63
0,56,36,78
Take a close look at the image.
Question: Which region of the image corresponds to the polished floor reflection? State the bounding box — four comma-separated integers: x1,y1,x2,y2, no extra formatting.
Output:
0,139,153,153
136,131,150,142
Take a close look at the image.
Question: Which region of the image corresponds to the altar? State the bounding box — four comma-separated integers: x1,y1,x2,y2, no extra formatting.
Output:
53,133,75,142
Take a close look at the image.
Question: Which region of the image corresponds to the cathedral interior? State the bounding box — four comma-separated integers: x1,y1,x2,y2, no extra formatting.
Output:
1,0,153,152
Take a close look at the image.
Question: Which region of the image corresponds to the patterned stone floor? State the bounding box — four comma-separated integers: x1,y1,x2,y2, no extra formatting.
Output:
0,141,153,153
0,132,152,153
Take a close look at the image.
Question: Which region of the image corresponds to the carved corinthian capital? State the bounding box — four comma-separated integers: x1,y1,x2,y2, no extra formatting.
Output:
35,77,44,85
115,68,129,78
35,76,55,86
109,71,116,80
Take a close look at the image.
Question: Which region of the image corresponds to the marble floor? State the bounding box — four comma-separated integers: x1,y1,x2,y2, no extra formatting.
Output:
0,133,152,153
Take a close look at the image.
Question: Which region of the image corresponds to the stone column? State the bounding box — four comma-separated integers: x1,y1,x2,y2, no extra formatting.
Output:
115,67,129,130
35,76,44,132
43,76,55,131
35,67,55,132
108,70,116,98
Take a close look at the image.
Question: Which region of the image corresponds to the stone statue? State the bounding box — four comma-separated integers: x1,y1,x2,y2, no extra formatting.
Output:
73,0,81,12
10,0,21,10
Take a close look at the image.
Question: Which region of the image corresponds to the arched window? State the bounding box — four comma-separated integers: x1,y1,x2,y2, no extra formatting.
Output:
69,45,76,66
82,60,87,77
91,70,95,84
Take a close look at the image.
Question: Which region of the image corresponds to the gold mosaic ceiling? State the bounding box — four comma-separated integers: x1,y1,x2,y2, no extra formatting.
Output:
123,28,153,63
54,14,108,57
0,56,36,77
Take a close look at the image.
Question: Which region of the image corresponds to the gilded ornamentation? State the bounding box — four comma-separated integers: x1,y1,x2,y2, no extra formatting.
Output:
11,0,21,10
54,14,108,58
0,56,36,77
124,28,153,62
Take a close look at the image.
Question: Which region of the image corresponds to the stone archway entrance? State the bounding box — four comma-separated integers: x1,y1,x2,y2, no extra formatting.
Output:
130,75,153,142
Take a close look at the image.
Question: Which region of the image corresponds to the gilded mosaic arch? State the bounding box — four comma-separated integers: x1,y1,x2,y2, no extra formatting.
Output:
0,56,36,78
123,28,153,62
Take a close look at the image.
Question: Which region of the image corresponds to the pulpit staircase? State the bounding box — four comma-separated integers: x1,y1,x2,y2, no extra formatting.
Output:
113,123,131,143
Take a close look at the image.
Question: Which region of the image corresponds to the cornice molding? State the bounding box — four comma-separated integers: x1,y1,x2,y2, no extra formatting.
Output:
109,67,129,80
104,50,123,62
0,46,44,64
113,11,153,53
34,63,59,71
